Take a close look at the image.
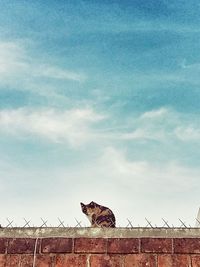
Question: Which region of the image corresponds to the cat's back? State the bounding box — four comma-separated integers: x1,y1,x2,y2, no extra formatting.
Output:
95,203,116,227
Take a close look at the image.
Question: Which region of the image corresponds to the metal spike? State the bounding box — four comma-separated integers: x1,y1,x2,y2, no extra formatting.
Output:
162,218,170,228
145,218,154,228
6,218,14,228
40,218,48,227
126,218,134,228
196,218,200,227
75,218,82,227
23,218,31,228
179,219,188,228
58,218,65,227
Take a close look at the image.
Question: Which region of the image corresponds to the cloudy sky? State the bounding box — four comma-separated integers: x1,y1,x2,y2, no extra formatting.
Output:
0,0,200,227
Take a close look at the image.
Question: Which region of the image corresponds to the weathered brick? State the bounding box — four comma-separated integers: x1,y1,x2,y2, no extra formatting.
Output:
191,255,200,267
35,255,55,267
90,255,123,267
0,255,6,267
7,238,37,254
55,254,87,267
158,254,191,267
74,238,107,253
141,238,172,253
20,255,34,267
41,238,72,253
174,238,200,254
0,239,7,253
124,254,157,267
5,255,20,267
107,238,139,254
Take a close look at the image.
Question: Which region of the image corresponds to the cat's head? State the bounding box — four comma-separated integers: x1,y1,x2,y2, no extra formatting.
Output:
80,201,98,215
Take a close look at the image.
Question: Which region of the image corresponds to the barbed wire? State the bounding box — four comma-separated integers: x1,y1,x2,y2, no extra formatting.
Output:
0,217,199,228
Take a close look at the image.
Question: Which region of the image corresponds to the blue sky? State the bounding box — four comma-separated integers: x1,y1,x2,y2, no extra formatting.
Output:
0,0,200,227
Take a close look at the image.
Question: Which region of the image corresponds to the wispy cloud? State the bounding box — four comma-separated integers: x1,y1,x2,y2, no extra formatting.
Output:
140,107,169,119
0,108,105,147
0,41,86,88
1,107,199,146
175,126,200,141
98,147,199,190
0,41,28,76
122,108,200,142
91,107,200,144
35,65,86,82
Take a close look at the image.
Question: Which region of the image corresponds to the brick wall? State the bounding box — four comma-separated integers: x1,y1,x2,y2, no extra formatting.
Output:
0,228,200,266
0,236,200,266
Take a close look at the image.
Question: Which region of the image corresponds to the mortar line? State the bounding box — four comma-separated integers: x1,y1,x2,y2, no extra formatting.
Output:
190,254,192,267
155,253,158,267
86,254,91,267
72,237,75,254
105,238,108,255
121,254,125,267
32,237,39,267
138,237,141,253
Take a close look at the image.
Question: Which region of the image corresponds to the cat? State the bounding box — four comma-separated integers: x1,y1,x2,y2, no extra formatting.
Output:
80,201,116,227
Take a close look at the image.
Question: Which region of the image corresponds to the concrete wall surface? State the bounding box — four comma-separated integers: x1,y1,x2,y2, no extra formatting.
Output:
0,227,200,238
0,227,199,266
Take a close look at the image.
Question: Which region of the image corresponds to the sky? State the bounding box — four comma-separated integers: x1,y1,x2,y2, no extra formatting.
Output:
0,0,200,227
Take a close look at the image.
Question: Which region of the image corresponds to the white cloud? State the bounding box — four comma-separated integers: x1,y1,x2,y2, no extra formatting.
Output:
117,129,148,140
35,65,86,82
0,108,105,147
101,107,172,142
112,107,200,143
1,106,200,148
0,42,28,76
140,107,168,119
0,41,86,87
97,147,199,190
175,126,200,141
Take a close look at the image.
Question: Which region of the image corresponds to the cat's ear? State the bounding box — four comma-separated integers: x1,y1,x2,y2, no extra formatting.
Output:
89,201,95,207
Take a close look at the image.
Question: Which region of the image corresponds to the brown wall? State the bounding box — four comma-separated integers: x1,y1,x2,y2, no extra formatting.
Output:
0,236,200,266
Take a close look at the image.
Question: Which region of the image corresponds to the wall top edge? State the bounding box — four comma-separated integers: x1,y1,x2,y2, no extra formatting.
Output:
0,227,200,238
